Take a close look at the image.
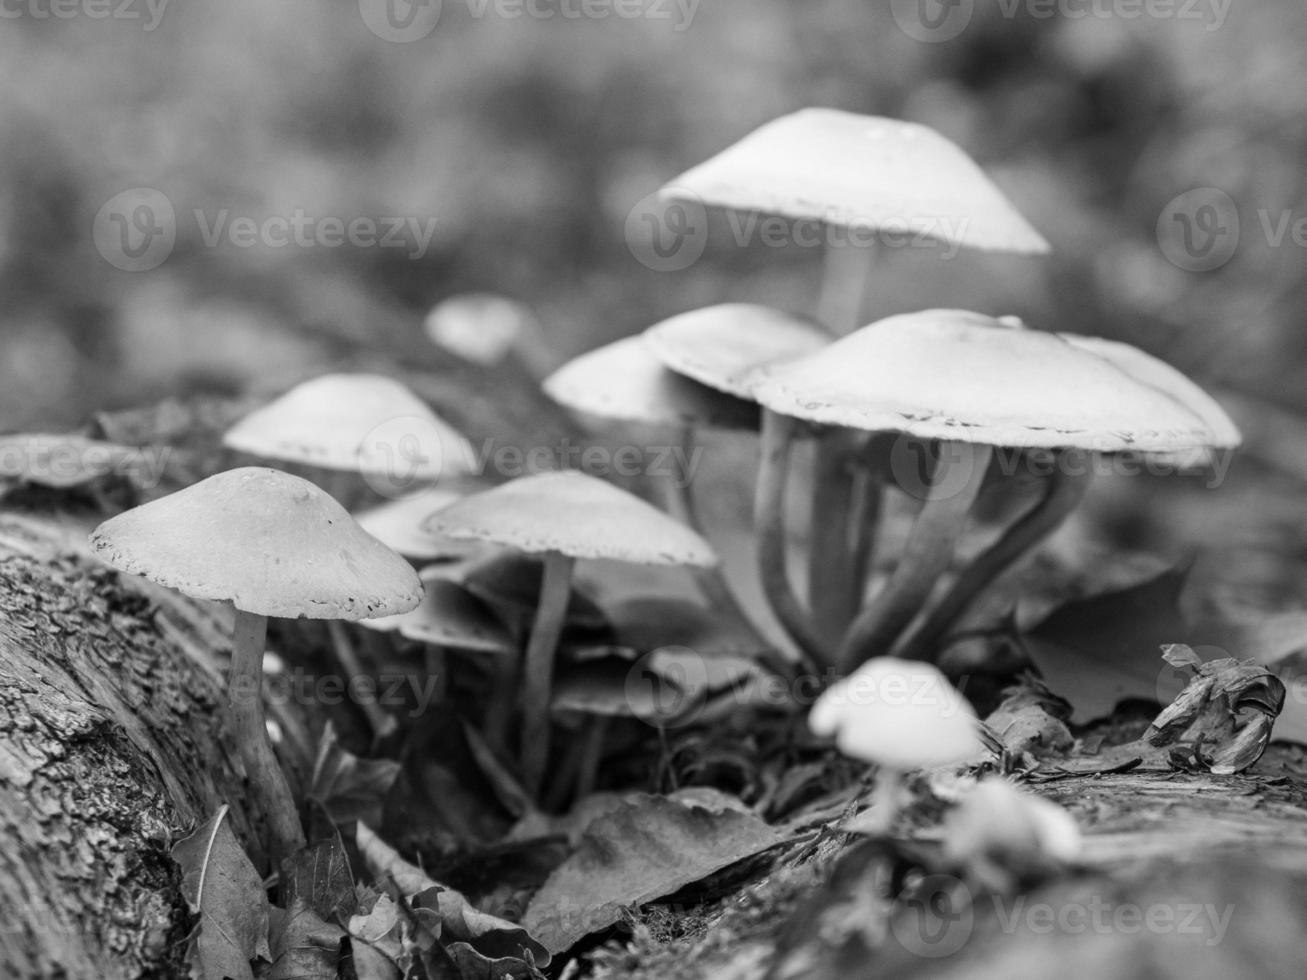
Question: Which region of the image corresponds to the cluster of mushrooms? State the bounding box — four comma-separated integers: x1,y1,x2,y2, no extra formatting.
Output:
86,108,1240,861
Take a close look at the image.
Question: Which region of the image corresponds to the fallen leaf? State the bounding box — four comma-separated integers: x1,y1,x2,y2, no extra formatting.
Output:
267,903,342,980
309,723,402,828
1022,568,1189,722
281,821,358,924
172,805,272,980
522,794,786,954
356,823,551,976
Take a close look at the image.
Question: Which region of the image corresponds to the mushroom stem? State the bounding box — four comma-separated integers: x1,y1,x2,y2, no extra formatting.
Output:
663,425,765,641
326,620,399,747
846,460,884,620
573,715,610,802
860,766,906,836
808,433,859,646
838,441,992,673
755,410,832,669
229,608,306,865
484,654,519,753
895,450,1093,662
520,551,576,797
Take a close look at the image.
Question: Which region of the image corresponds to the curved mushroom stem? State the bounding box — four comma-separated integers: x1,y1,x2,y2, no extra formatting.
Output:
663,425,766,641
520,551,576,797
483,653,519,754
846,461,884,613
755,410,833,670
895,450,1094,662
838,441,992,674
326,620,398,748
230,608,306,867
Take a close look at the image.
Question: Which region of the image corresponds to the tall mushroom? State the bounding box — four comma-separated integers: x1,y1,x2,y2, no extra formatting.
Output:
422,470,718,795
90,467,422,864
223,374,475,738
748,309,1235,672
661,109,1050,643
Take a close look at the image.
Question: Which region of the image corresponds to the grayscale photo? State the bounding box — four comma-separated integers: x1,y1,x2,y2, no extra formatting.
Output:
0,2,1303,978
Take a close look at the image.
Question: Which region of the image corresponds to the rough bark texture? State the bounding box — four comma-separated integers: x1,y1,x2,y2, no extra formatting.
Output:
0,510,249,979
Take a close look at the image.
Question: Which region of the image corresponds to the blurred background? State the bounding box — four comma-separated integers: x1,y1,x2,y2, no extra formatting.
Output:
2,0,1306,613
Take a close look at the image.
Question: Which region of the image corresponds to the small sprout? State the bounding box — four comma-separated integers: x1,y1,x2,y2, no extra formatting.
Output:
90,467,422,865
423,470,718,797
942,776,1081,892
810,658,984,835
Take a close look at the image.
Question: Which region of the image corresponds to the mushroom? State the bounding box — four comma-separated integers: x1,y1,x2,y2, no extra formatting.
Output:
222,372,476,504
423,470,718,795
542,335,759,637
748,309,1234,672
942,776,1081,890
89,467,422,863
361,571,518,730
641,304,834,660
354,486,482,564
223,374,476,738
809,658,983,835
661,110,1051,645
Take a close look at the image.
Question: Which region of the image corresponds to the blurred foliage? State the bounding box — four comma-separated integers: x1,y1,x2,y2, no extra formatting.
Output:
1,0,1306,583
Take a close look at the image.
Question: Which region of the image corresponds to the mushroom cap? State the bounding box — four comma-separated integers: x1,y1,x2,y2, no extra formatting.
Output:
809,658,982,770
662,109,1049,256
90,467,423,620
354,487,482,561
543,337,758,431
424,293,535,367
943,776,1082,866
222,373,475,479
0,433,138,488
380,578,515,654
642,304,831,400
1060,333,1242,465
749,309,1220,453
424,471,719,567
